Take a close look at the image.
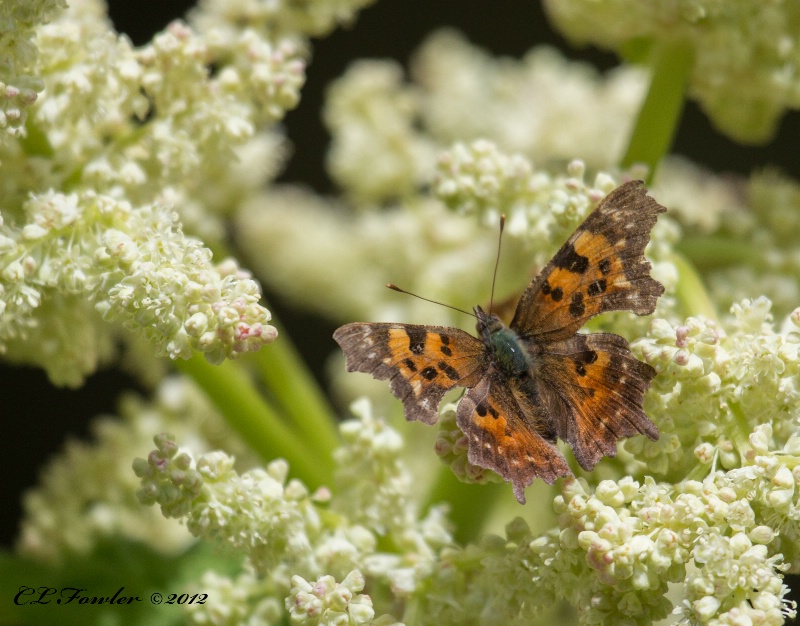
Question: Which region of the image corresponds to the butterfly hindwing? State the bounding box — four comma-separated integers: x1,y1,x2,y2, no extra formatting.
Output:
333,322,485,424
531,332,658,471
457,375,572,503
511,180,665,342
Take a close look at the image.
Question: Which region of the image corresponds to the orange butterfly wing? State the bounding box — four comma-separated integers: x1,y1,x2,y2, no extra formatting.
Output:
333,323,485,425
531,332,658,471
501,180,663,487
457,375,572,504
511,180,665,342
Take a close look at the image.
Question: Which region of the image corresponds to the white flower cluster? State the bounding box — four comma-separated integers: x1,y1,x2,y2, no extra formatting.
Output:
0,191,275,384
30,15,303,221
632,297,800,477
17,376,255,563
133,399,450,623
433,139,536,219
286,571,394,626
709,171,800,318
135,437,321,575
316,30,646,207
185,566,284,625
412,31,647,167
409,465,798,625
0,0,65,137
324,60,437,203
0,0,359,383
190,0,378,40
333,399,414,534
517,472,796,625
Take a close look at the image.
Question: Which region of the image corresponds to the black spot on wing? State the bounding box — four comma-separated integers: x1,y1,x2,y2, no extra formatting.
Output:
587,279,607,296
572,351,596,377
599,259,612,275
552,243,589,274
420,366,438,380
438,361,460,381
475,401,499,419
569,292,585,318
403,358,417,372
407,327,426,355
541,279,563,302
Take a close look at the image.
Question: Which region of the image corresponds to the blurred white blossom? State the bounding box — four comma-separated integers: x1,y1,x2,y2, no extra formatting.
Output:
412,30,647,166
17,376,259,563
0,191,276,383
544,0,800,143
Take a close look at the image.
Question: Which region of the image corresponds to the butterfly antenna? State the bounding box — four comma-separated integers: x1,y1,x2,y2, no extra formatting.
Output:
488,214,506,315
386,284,476,318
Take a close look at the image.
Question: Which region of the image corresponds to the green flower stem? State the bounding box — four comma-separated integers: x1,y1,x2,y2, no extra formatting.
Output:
685,460,713,482
251,318,340,477
671,252,717,320
20,119,54,158
174,353,328,490
776,455,800,469
728,401,753,463
423,467,505,545
621,39,694,180
677,236,764,271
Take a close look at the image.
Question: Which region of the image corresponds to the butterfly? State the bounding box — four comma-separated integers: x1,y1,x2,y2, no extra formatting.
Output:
333,180,664,503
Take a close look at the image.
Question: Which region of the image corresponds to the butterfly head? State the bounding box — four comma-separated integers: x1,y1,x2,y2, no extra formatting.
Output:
473,305,502,337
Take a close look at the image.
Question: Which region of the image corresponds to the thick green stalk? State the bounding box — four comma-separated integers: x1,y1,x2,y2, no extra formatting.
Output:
174,354,327,490
671,252,717,320
728,401,753,463
677,236,763,271
252,319,340,476
621,39,694,180
423,466,506,545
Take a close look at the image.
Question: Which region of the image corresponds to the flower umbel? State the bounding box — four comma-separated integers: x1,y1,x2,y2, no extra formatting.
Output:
133,400,438,624
0,191,276,385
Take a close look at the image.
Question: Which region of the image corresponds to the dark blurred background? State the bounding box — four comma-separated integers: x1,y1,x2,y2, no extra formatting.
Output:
2,0,799,593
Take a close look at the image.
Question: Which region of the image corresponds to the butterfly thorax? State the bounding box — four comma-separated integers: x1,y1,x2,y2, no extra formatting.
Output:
474,305,529,377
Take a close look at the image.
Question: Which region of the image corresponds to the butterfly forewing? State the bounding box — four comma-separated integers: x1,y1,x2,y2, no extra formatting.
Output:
333,322,485,425
511,180,665,342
